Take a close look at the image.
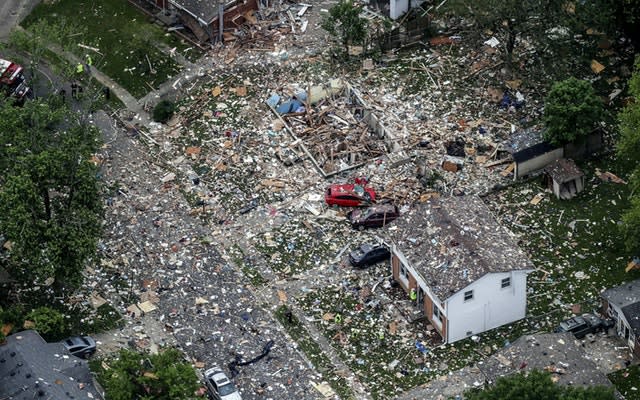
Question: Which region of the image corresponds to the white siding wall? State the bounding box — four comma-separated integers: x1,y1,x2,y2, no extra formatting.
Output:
446,271,529,343
389,0,409,19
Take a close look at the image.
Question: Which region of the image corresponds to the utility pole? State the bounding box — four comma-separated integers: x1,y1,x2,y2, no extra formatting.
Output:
218,0,224,43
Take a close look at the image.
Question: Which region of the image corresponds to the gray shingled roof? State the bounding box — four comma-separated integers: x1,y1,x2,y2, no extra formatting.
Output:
545,158,584,183
480,333,613,387
0,330,101,399
602,279,640,337
387,195,535,299
602,279,640,308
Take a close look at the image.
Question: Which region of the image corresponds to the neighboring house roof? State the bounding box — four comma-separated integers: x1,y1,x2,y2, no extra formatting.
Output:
397,333,614,400
388,195,535,299
479,333,613,387
602,279,640,337
0,330,102,399
170,0,234,24
545,158,584,183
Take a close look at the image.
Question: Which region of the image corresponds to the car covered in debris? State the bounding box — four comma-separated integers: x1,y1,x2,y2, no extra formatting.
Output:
554,313,613,339
347,204,399,230
325,183,376,207
204,366,242,400
62,335,96,359
349,243,390,268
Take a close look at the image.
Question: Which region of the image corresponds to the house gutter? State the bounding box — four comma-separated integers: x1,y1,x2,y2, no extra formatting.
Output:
168,0,209,26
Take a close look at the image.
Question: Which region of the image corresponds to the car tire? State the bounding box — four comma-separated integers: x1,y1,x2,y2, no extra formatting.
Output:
364,192,371,202
358,225,365,231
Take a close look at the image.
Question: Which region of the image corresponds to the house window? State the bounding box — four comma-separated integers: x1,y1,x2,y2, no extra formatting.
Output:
464,290,473,301
399,264,408,280
501,277,511,288
433,304,443,323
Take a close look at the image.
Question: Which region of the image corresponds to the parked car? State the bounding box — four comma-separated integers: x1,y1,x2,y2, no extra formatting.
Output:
204,366,242,400
554,313,614,339
325,183,376,207
62,335,96,359
349,243,390,268
347,204,399,230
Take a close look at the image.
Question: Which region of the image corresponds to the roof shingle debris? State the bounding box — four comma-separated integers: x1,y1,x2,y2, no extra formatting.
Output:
388,195,535,298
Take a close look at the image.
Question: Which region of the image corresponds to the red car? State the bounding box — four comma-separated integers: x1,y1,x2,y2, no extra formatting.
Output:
325,183,376,207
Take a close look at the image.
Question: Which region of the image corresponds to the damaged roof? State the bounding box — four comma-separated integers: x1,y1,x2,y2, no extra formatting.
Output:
388,195,535,299
545,158,584,183
480,333,614,387
602,278,640,337
169,0,235,24
0,330,102,400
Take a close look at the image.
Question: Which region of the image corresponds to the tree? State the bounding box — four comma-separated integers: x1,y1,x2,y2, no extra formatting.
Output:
0,97,103,294
617,55,640,254
98,348,200,400
321,0,369,57
25,307,65,341
465,370,615,400
543,77,603,146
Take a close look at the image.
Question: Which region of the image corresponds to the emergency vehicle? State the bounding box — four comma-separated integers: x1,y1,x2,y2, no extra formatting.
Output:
0,57,31,103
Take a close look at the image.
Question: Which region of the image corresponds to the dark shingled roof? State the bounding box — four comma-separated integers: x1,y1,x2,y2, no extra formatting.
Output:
603,279,640,337
512,141,558,163
0,330,101,400
387,195,535,299
545,158,584,183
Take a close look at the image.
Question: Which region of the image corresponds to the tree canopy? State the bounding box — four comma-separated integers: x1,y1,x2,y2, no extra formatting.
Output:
321,0,369,57
0,97,103,294
465,370,616,400
617,55,640,255
543,77,603,146
97,348,200,400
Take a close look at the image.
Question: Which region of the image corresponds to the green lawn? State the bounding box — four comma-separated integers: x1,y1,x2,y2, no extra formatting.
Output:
23,0,199,98
609,364,640,400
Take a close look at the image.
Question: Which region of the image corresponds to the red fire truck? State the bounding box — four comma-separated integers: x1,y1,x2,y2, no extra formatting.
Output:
0,57,31,103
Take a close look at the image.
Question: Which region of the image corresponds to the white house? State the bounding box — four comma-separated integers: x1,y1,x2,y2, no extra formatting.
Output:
387,195,535,343
601,279,640,359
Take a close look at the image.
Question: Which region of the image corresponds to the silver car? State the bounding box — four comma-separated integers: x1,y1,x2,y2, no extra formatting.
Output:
204,366,242,400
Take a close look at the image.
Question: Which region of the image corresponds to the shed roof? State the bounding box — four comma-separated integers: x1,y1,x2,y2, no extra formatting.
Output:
387,195,535,299
0,330,101,399
545,158,584,183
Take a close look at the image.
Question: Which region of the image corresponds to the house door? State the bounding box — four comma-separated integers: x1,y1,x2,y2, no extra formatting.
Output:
417,287,425,312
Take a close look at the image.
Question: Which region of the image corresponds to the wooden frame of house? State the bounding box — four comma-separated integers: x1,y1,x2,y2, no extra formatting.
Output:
387,195,535,344
601,279,640,359
544,158,585,200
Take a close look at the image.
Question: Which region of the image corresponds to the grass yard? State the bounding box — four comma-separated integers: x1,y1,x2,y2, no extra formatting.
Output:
485,156,640,322
609,364,640,400
23,0,199,98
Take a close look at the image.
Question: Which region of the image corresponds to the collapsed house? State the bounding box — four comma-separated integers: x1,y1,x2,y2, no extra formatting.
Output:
387,195,535,344
268,78,405,178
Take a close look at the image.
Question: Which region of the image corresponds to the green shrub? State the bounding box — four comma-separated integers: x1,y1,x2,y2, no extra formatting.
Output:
26,307,66,341
152,100,175,123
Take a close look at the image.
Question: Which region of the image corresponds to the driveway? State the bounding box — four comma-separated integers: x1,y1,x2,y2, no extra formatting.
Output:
0,0,41,42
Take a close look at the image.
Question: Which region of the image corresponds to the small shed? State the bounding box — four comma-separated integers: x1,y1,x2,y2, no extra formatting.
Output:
544,158,585,199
